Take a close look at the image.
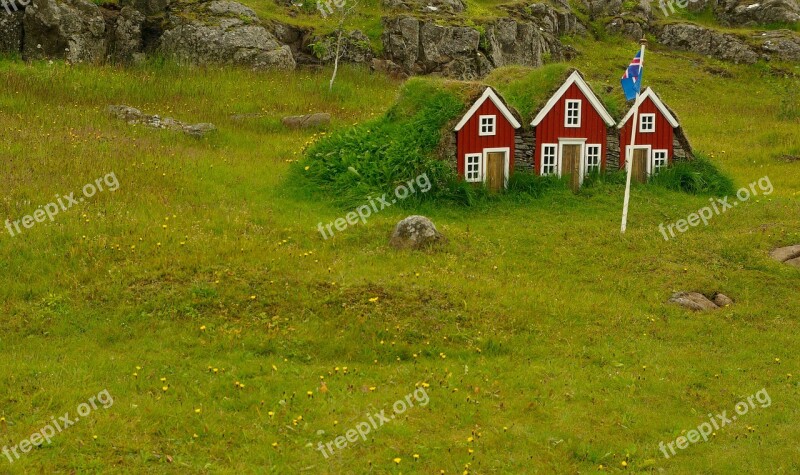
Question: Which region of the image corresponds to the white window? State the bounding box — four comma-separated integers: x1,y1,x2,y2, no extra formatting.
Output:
465,153,483,182
565,100,581,128
653,149,667,173
478,115,496,136
586,145,601,173
541,144,557,175
640,114,655,133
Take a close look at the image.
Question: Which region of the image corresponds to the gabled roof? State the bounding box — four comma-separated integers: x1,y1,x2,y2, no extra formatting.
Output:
530,70,616,127
454,86,521,132
617,87,680,129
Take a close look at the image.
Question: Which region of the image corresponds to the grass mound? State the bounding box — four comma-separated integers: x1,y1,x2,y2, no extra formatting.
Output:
293,78,466,207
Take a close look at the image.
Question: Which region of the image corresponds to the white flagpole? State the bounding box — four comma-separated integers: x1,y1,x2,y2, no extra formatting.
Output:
621,38,647,234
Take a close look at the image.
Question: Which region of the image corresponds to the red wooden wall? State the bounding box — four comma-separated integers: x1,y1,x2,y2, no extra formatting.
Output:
456,99,516,177
534,84,608,174
618,96,674,168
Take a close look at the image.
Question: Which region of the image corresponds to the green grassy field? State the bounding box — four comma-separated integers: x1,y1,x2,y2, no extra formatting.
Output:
1,35,799,474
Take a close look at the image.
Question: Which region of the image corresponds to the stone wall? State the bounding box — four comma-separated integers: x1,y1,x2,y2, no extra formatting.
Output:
515,129,535,172
606,127,620,171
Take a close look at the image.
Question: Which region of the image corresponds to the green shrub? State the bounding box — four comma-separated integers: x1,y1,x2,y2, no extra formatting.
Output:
293,78,464,207
649,155,736,196
507,171,563,197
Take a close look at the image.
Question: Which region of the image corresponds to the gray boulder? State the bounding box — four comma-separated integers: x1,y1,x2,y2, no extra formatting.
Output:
390,216,445,250
654,23,759,64
281,113,331,129
23,0,107,63
158,1,296,70
0,11,24,54
712,292,734,307
770,244,800,264
668,292,720,311
107,104,216,137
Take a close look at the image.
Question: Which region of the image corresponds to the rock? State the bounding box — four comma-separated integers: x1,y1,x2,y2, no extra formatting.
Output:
770,244,800,262
389,215,445,250
0,11,24,54
785,257,800,268
281,113,331,129
668,292,719,311
757,30,800,62
107,104,216,137
717,0,800,26
108,6,145,64
157,0,296,70
382,0,466,13
371,58,409,79
607,16,645,40
583,0,623,18
382,16,420,70
383,17,489,79
712,292,734,307
119,0,170,17
484,19,552,69
182,123,216,137
419,22,481,75
312,30,373,64
654,23,759,64
23,0,108,63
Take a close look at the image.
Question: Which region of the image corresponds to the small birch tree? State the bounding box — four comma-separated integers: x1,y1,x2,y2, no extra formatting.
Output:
315,0,359,91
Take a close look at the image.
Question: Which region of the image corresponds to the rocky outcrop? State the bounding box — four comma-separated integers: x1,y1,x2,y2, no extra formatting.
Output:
654,23,759,64
0,11,24,54
382,0,466,13
717,0,800,26
757,29,800,61
382,8,583,80
157,1,295,70
107,6,146,63
23,0,108,63
311,30,373,64
382,17,486,79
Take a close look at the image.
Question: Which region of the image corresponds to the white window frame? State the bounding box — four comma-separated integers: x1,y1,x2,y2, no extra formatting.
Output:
478,115,496,136
585,144,601,174
652,149,668,174
540,144,558,176
639,113,655,133
564,100,582,128
464,153,483,182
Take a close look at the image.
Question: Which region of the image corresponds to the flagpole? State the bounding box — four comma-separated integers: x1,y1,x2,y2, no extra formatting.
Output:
621,37,647,234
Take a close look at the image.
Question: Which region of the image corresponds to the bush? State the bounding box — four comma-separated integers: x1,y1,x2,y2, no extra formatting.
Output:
649,155,736,196
292,78,464,207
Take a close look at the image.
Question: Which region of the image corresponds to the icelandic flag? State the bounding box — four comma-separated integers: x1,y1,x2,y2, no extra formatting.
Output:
620,50,643,101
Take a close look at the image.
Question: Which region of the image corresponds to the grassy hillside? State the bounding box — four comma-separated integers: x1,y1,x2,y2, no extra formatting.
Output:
1,35,800,474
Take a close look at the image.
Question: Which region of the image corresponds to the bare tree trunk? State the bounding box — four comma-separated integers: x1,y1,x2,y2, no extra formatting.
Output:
329,27,343,91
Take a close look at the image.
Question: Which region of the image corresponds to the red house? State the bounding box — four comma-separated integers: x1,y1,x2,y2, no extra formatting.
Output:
530,70,616,190
618,87,692,181
454,87,522,191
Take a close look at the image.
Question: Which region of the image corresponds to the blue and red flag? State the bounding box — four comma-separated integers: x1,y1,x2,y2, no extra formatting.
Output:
620,50,643,101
